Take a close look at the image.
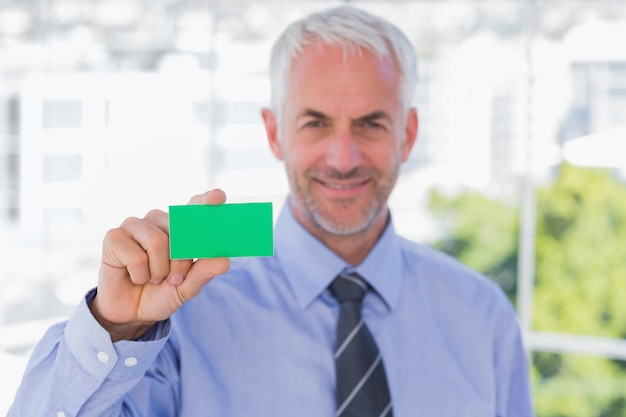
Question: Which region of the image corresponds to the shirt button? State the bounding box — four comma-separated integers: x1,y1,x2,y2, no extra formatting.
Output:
97,351,110,364
124,357,138,367
57,412,67,417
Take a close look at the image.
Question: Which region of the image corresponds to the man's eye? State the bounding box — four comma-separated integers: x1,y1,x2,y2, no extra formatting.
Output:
304,120,324,128
360,120,384,129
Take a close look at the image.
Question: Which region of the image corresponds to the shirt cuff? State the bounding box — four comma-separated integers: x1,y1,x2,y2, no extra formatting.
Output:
64,288,171,383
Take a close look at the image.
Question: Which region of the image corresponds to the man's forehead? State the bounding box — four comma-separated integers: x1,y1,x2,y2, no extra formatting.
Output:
278,40,402,121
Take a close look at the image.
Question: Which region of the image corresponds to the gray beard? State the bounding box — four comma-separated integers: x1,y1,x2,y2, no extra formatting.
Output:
306,197,383,236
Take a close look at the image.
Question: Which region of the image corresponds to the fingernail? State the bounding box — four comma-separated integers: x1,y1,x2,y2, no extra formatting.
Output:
170,274,184,286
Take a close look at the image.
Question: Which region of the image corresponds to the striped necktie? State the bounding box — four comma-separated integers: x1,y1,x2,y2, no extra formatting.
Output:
329,272,393,417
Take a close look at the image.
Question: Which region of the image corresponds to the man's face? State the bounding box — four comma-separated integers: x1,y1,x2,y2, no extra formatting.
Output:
263,42,417,238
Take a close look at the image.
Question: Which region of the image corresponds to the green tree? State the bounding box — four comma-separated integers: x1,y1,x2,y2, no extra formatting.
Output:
428,189,519,302
428,163,626,417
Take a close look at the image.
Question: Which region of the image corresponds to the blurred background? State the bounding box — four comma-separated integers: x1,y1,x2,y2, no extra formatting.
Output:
1,0,625,415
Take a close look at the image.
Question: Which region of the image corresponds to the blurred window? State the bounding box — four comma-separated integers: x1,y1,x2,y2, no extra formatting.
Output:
42,154,82,183
42,100,83,129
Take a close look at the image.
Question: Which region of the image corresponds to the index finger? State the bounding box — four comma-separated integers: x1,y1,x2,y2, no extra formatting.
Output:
188,189,227,206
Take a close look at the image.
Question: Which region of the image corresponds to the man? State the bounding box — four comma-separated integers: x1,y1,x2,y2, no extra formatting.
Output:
9,6,534,417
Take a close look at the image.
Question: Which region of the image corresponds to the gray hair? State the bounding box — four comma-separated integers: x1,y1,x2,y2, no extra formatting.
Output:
269,6,418,120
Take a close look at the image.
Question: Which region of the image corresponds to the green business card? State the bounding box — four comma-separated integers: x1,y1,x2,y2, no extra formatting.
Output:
169,203,274,259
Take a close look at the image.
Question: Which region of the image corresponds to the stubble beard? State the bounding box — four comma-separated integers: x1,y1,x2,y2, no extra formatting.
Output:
290,166,398,237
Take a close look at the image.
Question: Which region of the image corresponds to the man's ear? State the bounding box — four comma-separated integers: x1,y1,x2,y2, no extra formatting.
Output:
401,107,418,163
262,108,283,160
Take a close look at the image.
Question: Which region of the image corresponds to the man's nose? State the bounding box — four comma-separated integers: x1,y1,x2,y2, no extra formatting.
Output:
326,129,362,172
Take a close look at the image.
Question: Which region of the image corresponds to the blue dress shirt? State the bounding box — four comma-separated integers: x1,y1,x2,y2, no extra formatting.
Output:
9,203,534,417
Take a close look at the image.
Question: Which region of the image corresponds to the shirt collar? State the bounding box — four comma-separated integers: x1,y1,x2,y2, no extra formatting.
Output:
274,200,403,311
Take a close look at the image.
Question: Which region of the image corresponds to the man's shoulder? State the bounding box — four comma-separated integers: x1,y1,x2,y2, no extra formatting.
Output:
397,236,472,274
397,236,508,303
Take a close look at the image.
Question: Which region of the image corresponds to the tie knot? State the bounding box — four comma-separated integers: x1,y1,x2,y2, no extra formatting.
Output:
330,273,369,303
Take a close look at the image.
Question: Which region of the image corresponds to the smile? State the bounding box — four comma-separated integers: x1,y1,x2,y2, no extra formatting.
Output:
314,178,372,200
319,180,369,190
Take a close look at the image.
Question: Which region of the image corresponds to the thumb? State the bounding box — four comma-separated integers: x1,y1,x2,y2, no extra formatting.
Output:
174,257,231,304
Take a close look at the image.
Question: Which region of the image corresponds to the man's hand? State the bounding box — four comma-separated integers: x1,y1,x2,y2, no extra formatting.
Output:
90,189,231,342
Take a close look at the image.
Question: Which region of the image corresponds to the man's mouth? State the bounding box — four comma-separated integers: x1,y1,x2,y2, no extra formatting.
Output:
313,177,372,201
308,167,377,198
318,179,370,190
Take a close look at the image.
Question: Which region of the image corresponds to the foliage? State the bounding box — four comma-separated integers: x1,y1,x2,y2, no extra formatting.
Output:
534,163,626,338
428,190,520,302
428,163,626,417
